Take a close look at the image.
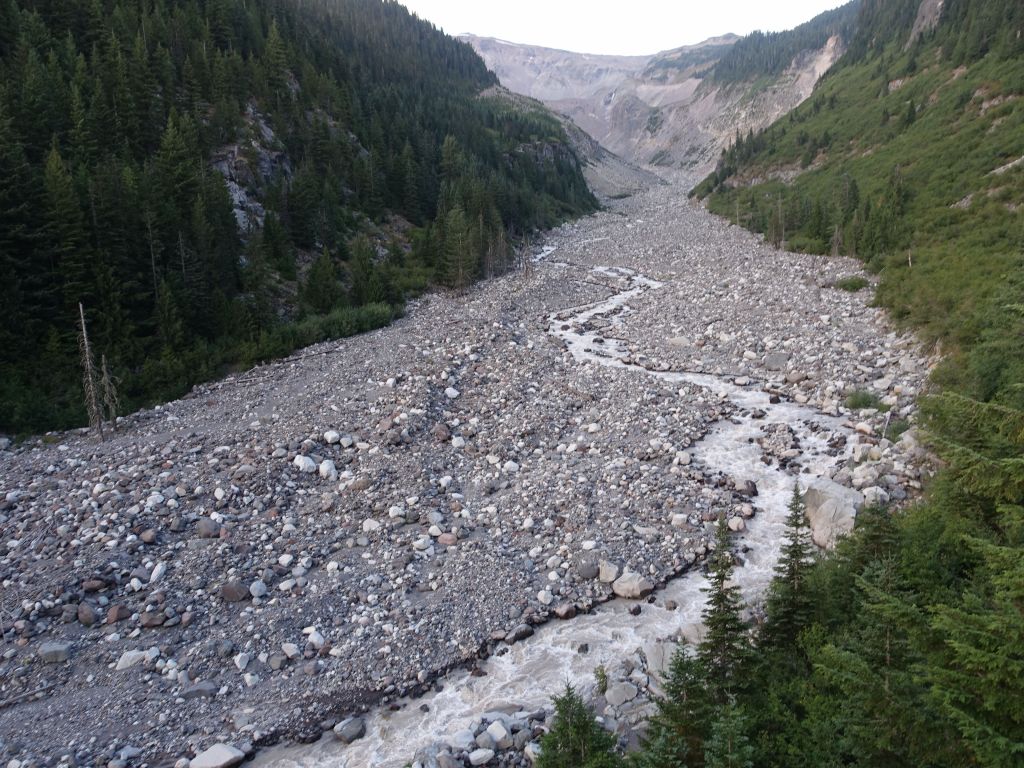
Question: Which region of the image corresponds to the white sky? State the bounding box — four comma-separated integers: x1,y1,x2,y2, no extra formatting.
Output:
400,0,850,56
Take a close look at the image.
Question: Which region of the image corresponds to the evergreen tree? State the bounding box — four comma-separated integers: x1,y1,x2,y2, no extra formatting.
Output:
698,515,752,705
43,144,92,315
761,482,815,651
444,205,476,291
536,685,622,768
928,535,1024,768
703,703,754,768
302,250,342,316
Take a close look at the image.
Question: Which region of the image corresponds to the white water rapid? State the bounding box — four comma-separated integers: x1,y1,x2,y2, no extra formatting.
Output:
258,256,853,768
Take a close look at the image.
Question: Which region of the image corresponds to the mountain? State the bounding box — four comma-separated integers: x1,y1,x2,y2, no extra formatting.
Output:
0,0,597,434
694,0,1023,402
463,3,861,170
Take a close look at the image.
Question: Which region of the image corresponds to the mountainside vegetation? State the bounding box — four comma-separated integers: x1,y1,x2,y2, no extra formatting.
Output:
0,0,596,434
708,0,860,86
623,0,1024,765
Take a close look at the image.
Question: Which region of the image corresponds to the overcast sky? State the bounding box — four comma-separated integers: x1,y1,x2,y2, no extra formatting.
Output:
400,0,850,56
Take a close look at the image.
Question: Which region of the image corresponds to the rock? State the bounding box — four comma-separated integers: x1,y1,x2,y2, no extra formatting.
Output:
612,571,654,599
38,642,72,663
333,717,366,744
734,478,758,497
190,744,245,768
77,603,98,627
106,606,131,626
452,730,476,751
863,486,890,506
431,423,450,441
182,681,218,699
324,430,341,444
507,624,534,643
554,604,577,620
598,560,619,583
319,460,337,480
475,731,496,751
764,352,790,371
605,681,639,707
728,516,745,532
468,749,495,766
249,580,268,599
293,455,317,473
444,387,460,400
487,721,513,750
281,643,301,659
525,742,542,762
115,650,149,671
197,518,220,538
222,581,249,602
803,478,865,549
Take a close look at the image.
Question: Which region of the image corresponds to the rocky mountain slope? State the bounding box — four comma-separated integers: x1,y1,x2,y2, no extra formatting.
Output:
463,4,859,171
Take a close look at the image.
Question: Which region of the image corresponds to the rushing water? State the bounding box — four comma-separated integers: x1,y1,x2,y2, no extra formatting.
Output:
258,257,852,768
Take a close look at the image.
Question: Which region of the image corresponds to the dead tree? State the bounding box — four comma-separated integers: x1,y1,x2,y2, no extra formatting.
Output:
78,303,104,441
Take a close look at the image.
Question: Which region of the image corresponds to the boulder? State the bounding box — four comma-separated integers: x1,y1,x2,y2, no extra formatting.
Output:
293,455,316,474
190,744,245,768
38,642,72,663
333,716,366,744
598,560,619,583
612,571,654,599
803,478,864,549
605,681,639,707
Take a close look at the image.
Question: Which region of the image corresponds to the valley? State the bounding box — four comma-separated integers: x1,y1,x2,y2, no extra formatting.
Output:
0,173,929,767
2,0,1021,766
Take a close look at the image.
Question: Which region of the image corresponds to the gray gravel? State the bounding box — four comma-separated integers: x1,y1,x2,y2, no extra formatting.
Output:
0,176,932,768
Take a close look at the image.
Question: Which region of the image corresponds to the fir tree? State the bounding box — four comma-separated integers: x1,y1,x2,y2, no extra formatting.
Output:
761,482,815,651
302,250,342,316
703,703,754,768
698,514,752,705
536,685,622,768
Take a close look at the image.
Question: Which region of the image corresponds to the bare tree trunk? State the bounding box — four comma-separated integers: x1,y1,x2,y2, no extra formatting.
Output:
78,303,104,441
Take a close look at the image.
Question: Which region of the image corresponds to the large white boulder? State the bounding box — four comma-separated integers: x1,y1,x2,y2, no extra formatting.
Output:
803,478,864,549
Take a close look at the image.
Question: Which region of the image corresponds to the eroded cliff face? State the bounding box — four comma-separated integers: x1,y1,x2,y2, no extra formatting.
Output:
464,33,846,173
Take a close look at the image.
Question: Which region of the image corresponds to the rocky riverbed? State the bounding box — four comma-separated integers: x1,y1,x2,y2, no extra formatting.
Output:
0,178,932,768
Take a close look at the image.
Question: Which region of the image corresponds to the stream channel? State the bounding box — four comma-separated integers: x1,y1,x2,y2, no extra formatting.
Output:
259,251,853,768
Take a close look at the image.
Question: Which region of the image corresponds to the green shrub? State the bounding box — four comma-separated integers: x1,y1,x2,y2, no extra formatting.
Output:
845,389,887,411
833,275,870,292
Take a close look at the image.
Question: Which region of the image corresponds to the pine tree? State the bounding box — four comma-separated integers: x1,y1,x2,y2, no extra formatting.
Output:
761,482,815,651
630,720,691,768
302,250,342,316
43,145,93,315
703,703,754,768
536,685,622,768
928,535,1024,768
698,515,751,704
444,205,476,291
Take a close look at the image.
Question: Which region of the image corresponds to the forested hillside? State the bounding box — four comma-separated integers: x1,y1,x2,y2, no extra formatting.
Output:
602,1,1024,766
0,0,596,434
708,1,860,86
